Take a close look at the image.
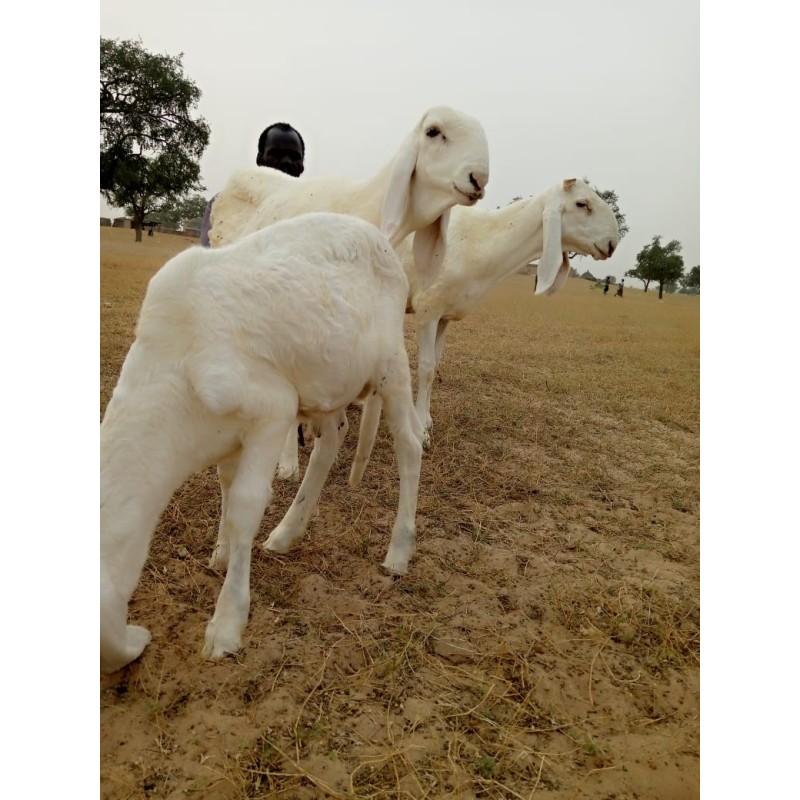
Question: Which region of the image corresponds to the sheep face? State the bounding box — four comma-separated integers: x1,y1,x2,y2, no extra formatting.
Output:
556,179,619,261
409,106,490,222
535,179,619,296
380,106,490,282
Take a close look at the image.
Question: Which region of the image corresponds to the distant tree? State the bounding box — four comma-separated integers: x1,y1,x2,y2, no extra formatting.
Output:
100,38,210,241
628,235,685,299
148,193,210,227
681,265,700,294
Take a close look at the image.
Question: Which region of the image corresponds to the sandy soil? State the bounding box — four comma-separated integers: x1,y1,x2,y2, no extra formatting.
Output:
100,228,699,799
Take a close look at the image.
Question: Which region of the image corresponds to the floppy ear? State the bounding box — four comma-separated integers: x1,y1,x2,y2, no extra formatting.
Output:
413,208,450,285
380,130,419,244
535,178,579,295
535,201,565,296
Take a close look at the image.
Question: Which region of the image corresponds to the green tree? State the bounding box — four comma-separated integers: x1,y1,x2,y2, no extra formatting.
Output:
148,193,210,227
681,265,700,294
627,235,685,299
100,38,210,241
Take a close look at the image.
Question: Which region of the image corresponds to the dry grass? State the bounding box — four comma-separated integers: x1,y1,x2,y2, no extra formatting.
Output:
100,227,699,799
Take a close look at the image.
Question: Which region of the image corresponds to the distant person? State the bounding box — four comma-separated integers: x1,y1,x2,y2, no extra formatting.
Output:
615,278,624,298
199,121,306,247
603,276,610,295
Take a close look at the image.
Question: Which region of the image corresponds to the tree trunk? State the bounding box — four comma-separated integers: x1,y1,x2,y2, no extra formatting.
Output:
658,282,664,300
133,208,144,243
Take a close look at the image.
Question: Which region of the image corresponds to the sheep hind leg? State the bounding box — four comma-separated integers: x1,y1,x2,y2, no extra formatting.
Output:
414,318,441,450
380,352,424,575
276,423,300,481
349,394,382,487
263,409,348,554
208,452,240,570
202,415,291,660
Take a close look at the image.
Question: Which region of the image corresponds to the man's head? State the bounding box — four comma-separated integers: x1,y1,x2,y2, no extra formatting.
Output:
256,123,305,177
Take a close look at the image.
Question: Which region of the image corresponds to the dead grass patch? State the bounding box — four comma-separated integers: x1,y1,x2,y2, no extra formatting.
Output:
100,228,699,799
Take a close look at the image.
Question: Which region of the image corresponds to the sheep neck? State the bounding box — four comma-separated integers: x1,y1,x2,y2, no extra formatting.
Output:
459,193,548,285
348,159,443,247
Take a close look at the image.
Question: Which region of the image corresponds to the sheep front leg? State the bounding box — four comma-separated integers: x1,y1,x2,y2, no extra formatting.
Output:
380,354,424,575
264,410,348,554
203,418,289,660
101,574,152,674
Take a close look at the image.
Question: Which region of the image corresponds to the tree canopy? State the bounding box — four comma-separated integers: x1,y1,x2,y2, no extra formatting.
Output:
681,265,700,294
146,193,210,227
627,235,685,299
100,37,210,241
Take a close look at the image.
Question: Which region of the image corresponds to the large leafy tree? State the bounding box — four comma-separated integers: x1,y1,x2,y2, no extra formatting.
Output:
100,38,210,241
627,235,685,299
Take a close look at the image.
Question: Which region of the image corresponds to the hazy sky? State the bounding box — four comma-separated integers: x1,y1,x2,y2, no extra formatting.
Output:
100,0,699,282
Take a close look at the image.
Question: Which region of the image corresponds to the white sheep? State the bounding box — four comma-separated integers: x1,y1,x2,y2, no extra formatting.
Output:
349,179,621,481
100,213,424,673
206,105,489,481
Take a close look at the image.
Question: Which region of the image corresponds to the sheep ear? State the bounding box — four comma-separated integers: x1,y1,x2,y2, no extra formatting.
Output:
380,131,419,242
535,204,565,296
413,208,450,284
563,178,577,191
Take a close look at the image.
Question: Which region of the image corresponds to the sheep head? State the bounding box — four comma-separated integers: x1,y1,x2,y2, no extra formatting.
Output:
381,106,490,283
535,179,620,296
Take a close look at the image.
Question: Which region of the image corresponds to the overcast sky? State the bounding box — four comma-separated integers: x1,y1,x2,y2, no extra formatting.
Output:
100,0,699,282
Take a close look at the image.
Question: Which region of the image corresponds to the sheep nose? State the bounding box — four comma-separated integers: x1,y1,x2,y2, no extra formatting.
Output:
607,241,616,257
469,171,487,193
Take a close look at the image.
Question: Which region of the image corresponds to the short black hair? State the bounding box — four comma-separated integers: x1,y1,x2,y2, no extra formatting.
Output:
257,122,305,158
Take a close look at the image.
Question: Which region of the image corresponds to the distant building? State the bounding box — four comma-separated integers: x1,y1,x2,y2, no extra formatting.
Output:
180,217,203,238
112,217,133,229
100,217,111,227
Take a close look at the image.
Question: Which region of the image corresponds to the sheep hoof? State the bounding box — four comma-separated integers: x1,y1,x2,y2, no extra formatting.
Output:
277,463,300,481
102,625,152,673
208,546,229,571
263,528,293,554
381,552,411,576
202,623,242,660
128,624,151,651
422,431,432,451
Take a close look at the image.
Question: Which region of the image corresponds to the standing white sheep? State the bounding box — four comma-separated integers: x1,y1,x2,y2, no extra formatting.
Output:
206,105,489,481
100,213,423,673
348,179,621,480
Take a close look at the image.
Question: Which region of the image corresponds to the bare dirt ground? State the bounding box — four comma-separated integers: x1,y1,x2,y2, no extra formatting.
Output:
100,227,699,799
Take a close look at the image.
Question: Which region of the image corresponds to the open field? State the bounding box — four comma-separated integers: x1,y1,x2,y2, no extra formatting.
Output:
100,226,700,799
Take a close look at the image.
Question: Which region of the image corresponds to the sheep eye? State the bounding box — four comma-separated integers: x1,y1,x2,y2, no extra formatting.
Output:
426,126,441,138
576,201,587,208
